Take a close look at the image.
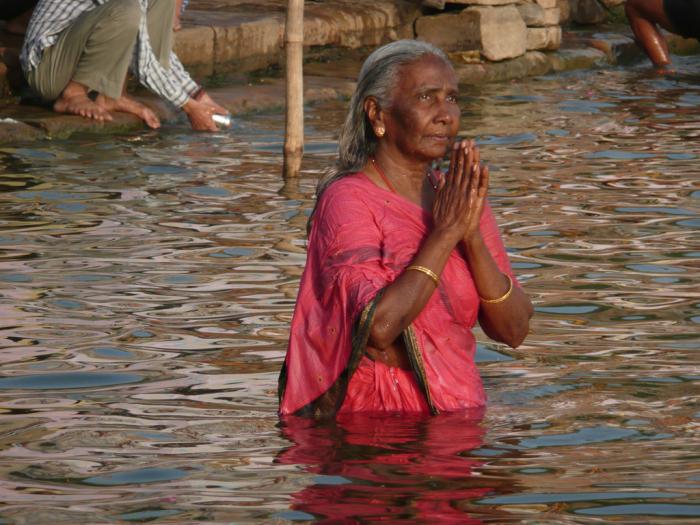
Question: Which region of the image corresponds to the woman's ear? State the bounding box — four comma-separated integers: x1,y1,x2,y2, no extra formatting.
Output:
364,97,386,139
364,97,379,125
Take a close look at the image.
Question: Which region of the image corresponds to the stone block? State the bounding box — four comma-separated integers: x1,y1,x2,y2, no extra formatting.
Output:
415,11,480,51
570,0,607,24
0,120,44,143
586,33,637,62
542,7,561,24
556,0,571,22
549,47,606,72
465,6,527,61
518,2,543,24
667,32,700,54
517,4,561,25
174,25,215,76
453,51,551,84
443,0,519,5
20,112,147,139
527,26,562,50
535,0,558,8
304,2,421,48
212,16,283,66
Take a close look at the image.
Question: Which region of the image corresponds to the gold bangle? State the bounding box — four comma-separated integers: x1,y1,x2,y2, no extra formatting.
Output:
406,265,440,287
480,274,513,304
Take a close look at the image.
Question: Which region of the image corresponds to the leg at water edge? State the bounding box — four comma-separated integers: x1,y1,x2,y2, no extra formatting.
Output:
625,0,675,71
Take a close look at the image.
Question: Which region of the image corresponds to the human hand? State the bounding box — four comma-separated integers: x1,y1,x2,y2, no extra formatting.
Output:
194,89,228,116
458,140,489,245
432,139,489,245
182,97,219,131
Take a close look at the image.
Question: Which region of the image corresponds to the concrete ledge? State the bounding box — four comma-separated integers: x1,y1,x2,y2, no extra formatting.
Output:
213,15,284,71
453,44,610,84
567,31,638,64
0,75,356,143
549,47,607,71
455,51,552,83
205,75,355,115
0,119,44,142
173,25,217,76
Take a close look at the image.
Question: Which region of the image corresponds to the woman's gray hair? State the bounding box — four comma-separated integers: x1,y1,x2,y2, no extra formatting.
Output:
314,39,451,200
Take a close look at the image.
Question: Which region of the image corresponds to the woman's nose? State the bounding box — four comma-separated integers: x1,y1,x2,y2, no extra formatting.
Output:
435,99,454,124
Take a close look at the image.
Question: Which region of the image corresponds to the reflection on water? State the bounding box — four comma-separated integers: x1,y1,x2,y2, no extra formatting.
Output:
276,411,496,524
0,57,699,523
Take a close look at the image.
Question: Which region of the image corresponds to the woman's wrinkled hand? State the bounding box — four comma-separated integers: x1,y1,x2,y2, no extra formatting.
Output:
432,139,490,245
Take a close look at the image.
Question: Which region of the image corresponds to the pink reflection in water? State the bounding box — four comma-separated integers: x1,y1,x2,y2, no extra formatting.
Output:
277,410,513,524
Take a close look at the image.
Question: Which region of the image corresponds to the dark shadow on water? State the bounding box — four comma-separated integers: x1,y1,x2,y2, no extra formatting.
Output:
275,410,519,524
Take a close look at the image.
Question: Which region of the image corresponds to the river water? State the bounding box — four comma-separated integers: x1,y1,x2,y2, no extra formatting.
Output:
0,57,698,524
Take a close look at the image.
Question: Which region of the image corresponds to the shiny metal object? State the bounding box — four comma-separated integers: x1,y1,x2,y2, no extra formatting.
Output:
212,113,232,127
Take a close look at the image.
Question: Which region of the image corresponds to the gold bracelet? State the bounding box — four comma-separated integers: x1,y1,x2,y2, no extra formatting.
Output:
406,265,440,287
480,274,513,304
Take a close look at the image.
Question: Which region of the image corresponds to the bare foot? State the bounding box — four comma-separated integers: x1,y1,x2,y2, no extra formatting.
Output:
654,65,677,75
98,94,161,129
54,83,113,123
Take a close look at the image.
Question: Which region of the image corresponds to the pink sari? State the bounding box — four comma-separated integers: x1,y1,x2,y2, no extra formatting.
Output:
278,173,517,417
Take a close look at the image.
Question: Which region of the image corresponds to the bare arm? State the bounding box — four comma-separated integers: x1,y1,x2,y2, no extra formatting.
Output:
465,235,533,348
368,228,461,349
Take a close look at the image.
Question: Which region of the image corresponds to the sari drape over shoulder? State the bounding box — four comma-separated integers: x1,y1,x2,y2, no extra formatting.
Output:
278,173,517,417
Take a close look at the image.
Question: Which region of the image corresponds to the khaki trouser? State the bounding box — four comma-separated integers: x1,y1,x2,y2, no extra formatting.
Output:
27,0,175,101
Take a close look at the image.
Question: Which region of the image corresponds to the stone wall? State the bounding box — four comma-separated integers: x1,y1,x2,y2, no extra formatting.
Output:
416,0,563,64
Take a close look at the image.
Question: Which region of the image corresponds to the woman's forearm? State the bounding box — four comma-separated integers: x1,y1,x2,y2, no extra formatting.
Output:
369,230,533,350
463,235,533,348
368,229,459,349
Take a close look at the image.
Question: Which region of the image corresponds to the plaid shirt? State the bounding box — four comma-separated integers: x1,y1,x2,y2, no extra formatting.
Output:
20,0,198,107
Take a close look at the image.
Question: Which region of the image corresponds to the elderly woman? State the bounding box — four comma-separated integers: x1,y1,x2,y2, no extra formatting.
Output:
279,40,533,418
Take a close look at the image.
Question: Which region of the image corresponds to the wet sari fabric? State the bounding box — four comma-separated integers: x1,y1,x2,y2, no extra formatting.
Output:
279,173,516,417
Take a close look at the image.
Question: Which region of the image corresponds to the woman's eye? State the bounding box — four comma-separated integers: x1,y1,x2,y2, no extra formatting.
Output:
418,93,431,101
447,95,458,103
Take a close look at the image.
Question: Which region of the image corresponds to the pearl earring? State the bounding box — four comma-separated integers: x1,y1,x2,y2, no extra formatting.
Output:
376,127,385,137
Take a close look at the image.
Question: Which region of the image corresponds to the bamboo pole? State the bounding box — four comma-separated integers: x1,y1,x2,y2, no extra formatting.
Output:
283,0,304,177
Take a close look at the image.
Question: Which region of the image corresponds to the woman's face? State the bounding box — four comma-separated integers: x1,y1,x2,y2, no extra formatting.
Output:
382,54,460,163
